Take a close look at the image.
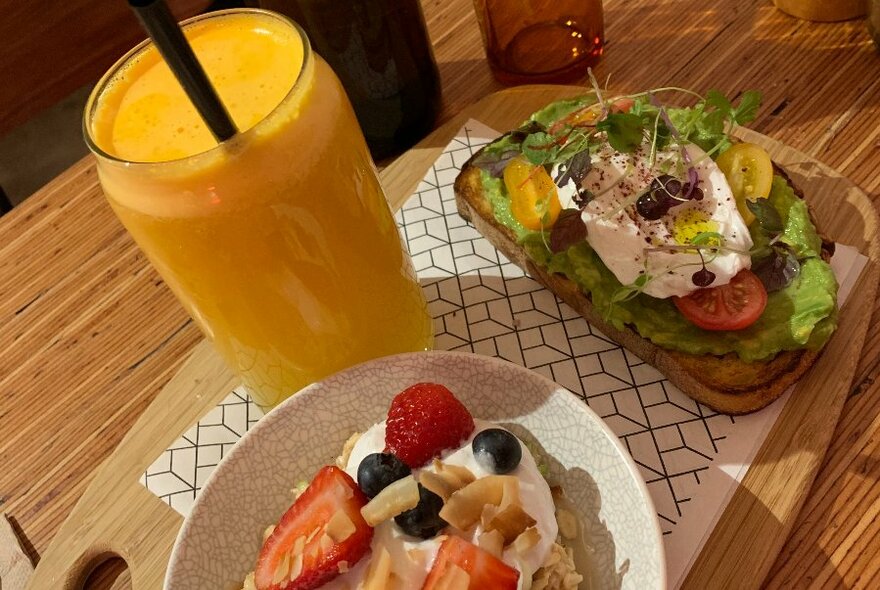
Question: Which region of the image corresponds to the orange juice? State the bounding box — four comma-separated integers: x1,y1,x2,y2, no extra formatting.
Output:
84,9,433,408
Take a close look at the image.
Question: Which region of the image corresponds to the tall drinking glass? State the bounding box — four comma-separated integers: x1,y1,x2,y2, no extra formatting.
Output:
84,9,433,409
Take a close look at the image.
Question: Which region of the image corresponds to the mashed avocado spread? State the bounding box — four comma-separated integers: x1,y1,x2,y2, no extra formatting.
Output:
479,96,838,362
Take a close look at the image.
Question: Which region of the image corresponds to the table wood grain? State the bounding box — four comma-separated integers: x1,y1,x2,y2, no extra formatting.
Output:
0,0,210,136
1,0,878,587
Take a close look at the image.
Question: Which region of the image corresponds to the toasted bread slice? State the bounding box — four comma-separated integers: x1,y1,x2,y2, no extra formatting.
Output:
454,148,834,414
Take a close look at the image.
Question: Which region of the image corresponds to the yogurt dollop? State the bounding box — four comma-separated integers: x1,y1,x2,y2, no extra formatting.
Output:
323,419,558,589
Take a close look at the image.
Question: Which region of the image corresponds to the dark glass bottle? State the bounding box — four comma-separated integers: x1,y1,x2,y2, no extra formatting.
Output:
262,0,441,160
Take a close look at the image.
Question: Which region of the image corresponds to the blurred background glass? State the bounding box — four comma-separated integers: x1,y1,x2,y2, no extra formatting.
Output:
472,0,604,85
772,0,867,21
261,0,441,160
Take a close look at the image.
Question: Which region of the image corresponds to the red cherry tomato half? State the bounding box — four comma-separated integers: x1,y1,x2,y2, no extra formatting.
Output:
548,97,635,134
610,97,635,113
673,269,768,331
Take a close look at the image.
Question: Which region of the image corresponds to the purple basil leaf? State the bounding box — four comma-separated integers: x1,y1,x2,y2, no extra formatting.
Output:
573,189,594,209
473,123,546,177
472,147,521,178
554,150,592,188
550,209,587,253
746,198,783,236
510,120,546,141
752,244,800,292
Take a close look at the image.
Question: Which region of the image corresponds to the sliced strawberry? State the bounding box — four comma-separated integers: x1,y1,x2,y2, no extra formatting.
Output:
422,536,520,589
385,383,475,468
254,466,373,590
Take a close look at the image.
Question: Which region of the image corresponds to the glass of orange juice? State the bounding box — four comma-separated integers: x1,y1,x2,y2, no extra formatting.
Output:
84,8,433,409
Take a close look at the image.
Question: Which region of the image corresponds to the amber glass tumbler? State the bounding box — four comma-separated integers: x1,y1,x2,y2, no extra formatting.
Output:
473,0,604,84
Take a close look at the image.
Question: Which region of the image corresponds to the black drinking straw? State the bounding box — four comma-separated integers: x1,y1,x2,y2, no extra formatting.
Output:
128,0,237,142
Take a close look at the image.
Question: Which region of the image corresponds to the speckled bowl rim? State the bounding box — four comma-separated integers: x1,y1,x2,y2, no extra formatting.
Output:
165,350,665,588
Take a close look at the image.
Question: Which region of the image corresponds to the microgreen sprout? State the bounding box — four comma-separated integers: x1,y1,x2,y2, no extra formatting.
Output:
587,68,608,119
648,109,664,168
607,271,652,317
648,93,700,200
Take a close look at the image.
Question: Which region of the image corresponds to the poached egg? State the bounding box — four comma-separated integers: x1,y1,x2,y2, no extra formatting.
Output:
556,141,752,299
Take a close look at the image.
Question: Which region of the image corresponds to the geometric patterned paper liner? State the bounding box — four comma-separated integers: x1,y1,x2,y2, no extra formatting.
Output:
144,119,868,589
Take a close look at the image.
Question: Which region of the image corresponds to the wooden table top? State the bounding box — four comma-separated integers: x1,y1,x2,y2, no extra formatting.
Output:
2,0,879,587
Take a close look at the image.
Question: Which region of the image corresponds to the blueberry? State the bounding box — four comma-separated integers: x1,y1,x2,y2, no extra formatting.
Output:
472,428,522,474
394,484,447,538
357,453,410,498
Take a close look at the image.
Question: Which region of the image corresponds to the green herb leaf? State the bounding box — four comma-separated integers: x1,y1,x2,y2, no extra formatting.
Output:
597,112,645,153
747,198,783,236
473,123,545,176
667,106,725,154
668,107,702,139
705,89,732,116
663,90,761,156
701,109,727,136
521,132,557,165
654,122,672,151
554,129,594,162
689,109,728,154
732,90,762,124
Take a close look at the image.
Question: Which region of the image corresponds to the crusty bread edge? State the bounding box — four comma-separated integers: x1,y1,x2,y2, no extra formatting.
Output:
453,152,832,415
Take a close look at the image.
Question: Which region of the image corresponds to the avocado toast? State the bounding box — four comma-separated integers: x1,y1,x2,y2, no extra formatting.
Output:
453,89,838,414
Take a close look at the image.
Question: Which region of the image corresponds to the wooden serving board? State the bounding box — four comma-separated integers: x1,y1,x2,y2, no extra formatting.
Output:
28,86,880,590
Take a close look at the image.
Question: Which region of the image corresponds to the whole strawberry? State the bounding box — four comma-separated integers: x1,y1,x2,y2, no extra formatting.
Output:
385,383,475,468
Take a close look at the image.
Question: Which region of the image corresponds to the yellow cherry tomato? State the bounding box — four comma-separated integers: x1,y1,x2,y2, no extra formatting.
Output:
716,142,773,226
570,109,600,126
503,156,562,231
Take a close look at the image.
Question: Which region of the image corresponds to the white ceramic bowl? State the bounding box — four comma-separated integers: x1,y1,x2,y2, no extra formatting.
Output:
165,351,665,589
